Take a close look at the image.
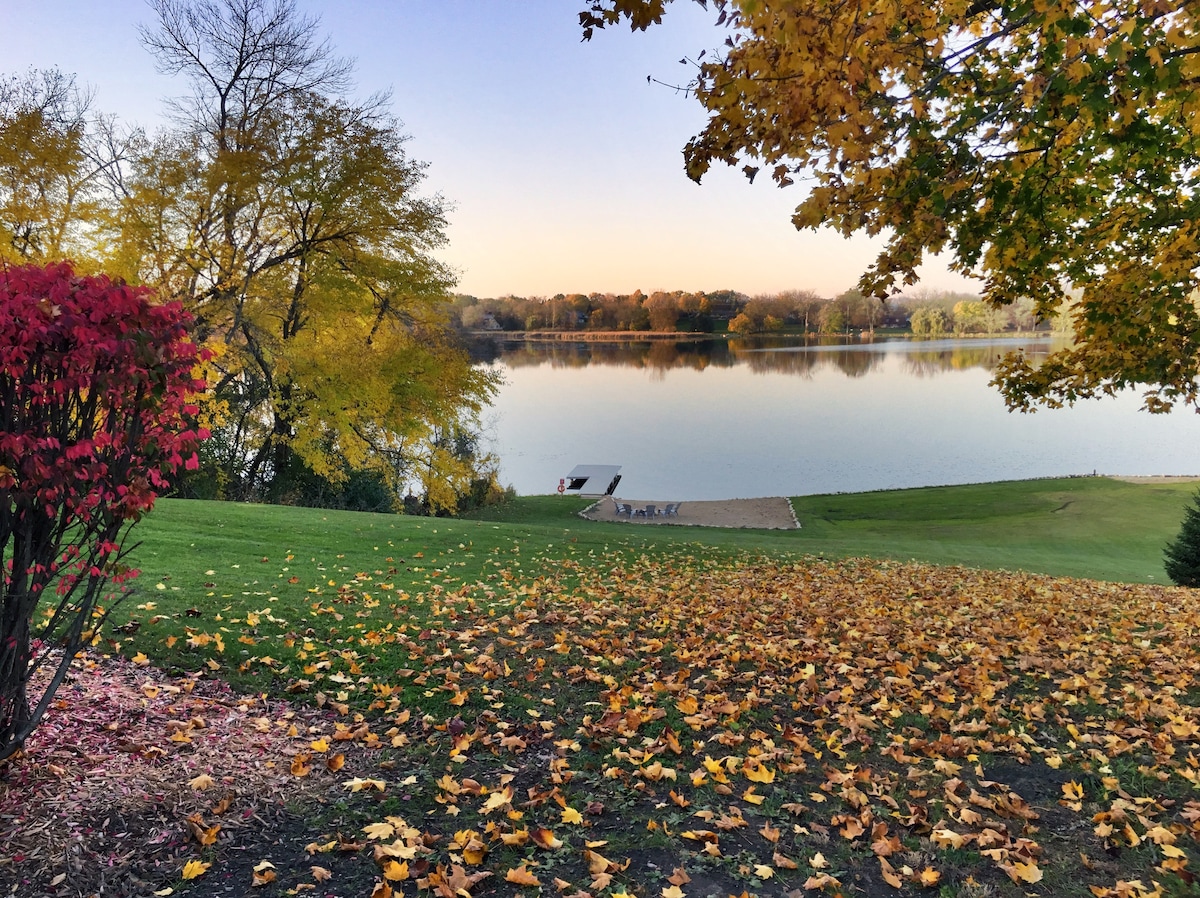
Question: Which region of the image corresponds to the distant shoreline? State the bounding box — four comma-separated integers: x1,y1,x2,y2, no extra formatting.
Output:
462,329,1059,343
464,329,722,341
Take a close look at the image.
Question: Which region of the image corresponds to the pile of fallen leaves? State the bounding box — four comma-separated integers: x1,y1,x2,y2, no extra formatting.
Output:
5,553,1200,897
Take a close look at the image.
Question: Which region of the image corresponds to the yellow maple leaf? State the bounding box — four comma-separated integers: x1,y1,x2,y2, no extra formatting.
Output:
381,859,409,881
181,860,210,880
662,886,686,898
481,785,514,813
931,828,966,849
1005,861,1043,884
561,806,584,824
362,821,395,841
188,774,216,791
744,762,776,783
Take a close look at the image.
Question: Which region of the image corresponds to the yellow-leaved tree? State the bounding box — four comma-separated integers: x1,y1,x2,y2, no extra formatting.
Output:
0,69,119,267
105,0,497,510
583,0,1200,412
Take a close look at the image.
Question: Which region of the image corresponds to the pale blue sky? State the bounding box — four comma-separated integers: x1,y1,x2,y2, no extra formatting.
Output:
3,0,978,299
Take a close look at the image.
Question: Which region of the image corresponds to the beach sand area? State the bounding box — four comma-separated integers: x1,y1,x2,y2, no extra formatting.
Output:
579,496,800,530
577,476,1200,531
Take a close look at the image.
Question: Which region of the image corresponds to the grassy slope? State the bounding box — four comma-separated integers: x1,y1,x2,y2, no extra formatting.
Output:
787,477,1196,583
102,477,1200,898
129,477,1196,595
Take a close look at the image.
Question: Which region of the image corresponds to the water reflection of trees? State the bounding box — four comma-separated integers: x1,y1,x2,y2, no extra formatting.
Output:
465,336,1056,378
901,345,1054,377
902,346,996,377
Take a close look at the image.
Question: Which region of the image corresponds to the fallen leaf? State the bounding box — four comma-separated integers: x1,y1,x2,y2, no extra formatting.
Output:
561,806,584,824
381,859,408,881
505,865,541,886
531,827,563,849
181,860,210,880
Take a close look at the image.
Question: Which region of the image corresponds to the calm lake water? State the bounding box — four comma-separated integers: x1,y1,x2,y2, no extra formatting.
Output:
474,336,1200,501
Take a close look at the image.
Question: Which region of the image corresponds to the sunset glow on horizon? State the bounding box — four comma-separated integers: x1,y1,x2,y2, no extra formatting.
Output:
5,0,981,299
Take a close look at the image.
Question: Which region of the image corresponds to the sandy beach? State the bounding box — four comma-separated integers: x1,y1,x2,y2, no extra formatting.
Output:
579,496,800,529
576,476,1200,531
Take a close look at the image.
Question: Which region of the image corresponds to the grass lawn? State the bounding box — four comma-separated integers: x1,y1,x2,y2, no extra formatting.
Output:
4,477,1200,898
787,477,1197,583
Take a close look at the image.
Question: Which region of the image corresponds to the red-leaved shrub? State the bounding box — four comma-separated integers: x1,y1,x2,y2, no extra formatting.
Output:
0,261,208,761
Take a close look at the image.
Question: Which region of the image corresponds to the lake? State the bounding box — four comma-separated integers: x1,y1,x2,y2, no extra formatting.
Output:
473,335,1200,501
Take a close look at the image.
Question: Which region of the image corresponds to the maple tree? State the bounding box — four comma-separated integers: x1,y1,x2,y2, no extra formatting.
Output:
582,1,1200,412
0,261,206,761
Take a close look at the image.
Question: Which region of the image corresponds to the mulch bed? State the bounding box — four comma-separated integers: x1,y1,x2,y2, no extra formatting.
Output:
0,652,340,897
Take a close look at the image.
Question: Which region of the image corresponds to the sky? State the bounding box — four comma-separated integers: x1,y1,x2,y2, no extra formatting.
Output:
3,0,980,300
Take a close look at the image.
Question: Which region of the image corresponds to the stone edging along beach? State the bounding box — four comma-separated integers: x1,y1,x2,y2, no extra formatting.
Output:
579,496,800,530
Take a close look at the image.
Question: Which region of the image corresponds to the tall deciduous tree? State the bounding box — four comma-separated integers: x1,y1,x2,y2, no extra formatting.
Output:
0,70,110,264
117,0,495,506
583,1,1200,412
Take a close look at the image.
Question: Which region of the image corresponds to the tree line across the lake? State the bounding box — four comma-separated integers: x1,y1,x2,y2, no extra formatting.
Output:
449,288,1070,338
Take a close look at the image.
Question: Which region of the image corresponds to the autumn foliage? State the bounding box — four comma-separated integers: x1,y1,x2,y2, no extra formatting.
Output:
0,261,206,761
584,1,1200,414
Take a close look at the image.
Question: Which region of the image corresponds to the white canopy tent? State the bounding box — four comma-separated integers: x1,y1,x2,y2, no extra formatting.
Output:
563,464,622,496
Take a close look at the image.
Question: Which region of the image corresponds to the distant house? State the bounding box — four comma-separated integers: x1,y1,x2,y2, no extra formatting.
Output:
480,312,502,331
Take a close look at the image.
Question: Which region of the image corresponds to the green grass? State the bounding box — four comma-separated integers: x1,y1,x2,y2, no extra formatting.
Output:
471,478,1196,583
128,477,1195,607
78,476,1200,896
786,476,1196,582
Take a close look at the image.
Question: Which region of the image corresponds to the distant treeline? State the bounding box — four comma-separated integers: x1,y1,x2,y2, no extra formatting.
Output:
449,289,1065,336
